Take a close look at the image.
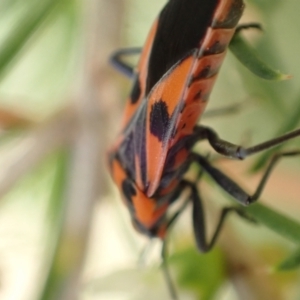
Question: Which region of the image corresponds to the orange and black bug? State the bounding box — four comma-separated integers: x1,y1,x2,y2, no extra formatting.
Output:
108,0,300,298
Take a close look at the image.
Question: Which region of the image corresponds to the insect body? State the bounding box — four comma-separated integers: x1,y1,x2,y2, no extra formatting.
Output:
108,0,300,292
109,0,246,238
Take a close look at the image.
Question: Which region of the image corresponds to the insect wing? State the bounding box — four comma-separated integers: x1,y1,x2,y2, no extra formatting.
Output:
144,0,245,196
109,19,158,164
120,20,158,129
145,54,197,197
143,0,219,196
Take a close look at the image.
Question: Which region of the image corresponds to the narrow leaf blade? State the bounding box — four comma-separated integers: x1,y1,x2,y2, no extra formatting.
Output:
277,248,300,271
230,34,290,81
244,203,300,245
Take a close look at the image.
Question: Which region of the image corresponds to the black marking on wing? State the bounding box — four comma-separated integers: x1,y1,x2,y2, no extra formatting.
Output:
118,132,136,180
188,65,215,87
118,102,148,188
163,132,200,173
146,0,219,93
195,65,211,79
213,0,244,29
122,178,136,212
158,170,177,189
160,131,196,176
195,63,219,79
193,90,202,101
204,41,227,55
130,75,142,104
149,99,171,142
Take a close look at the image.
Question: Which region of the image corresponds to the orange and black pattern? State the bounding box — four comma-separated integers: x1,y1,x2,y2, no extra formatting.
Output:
108,0,244,238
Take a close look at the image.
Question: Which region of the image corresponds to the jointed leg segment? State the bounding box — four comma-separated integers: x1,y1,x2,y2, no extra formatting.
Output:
110,47,142,78
194,125,300,159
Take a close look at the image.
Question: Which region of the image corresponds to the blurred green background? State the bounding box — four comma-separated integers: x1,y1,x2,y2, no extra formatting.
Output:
0,0,299,299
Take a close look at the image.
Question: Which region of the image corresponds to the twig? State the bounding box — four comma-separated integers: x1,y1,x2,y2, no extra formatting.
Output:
0,107,76,198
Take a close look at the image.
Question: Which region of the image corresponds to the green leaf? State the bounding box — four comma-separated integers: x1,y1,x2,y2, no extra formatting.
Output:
38,149,70,300
252,93,300,171
244,203,300,245
277,248,300,271
170,247,226,300
229,34,290,81
0,0,62,80
246,0,281,11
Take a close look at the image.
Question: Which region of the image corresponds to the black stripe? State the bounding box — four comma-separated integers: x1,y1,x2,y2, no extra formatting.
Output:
146,0,219,93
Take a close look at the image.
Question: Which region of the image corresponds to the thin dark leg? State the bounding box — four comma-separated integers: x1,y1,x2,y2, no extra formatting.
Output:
160,185,194,300
160,171,209,300
180,180,252,252
110,47,142,78
161,239,179,300
251,151,300,200
159,168,258,298
190,151,300,205
235,22,263,33
193,125,300,159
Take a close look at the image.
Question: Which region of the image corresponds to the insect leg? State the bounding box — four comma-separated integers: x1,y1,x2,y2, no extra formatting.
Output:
190,151,300,205
160,181,199,300
168,179,254,251
247,150,300,200
160,179,255,300
110,47,142,78
161,189,190,300
183,179,253,252
235,22,263,33
161,239,178,300
194,125,300,159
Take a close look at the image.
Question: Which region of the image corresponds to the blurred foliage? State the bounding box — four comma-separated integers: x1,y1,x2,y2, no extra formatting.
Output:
229,33,290,81
170,247,226,299
39,149,70,300
0,0,299,300
277,247,300,271
0,0,80,116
